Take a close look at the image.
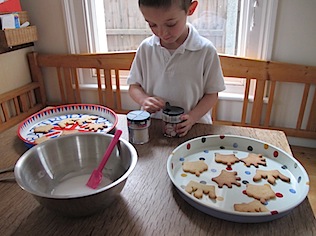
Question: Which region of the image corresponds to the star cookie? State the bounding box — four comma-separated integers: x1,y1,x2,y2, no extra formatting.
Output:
84,123,108,131
212,170,241,188
240,153,266,167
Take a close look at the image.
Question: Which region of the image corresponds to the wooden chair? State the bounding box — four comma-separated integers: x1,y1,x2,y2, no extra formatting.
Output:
26,51,316,140
27,51,135,114
0,75,46,133
213,55,316,139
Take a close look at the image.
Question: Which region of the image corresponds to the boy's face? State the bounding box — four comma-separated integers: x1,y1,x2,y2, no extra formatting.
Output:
140,2,196,48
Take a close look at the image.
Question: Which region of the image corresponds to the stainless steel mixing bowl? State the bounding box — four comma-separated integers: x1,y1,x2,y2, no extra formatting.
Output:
14,132,137,217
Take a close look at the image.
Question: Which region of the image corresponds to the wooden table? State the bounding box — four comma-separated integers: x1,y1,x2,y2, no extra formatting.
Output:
0,114,315,235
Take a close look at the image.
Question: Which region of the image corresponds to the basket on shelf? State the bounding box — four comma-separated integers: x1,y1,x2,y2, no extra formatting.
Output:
0,11,38,49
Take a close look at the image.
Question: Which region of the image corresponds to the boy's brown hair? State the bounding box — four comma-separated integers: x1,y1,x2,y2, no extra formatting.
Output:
138,0,193,12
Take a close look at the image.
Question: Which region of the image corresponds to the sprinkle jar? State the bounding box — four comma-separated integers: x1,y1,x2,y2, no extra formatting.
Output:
127,110,151,144
162,103,184,137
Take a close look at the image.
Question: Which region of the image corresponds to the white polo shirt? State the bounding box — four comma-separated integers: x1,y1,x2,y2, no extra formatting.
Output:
127,23,225,124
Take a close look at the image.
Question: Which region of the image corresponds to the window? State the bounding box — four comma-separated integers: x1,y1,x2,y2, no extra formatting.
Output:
94,0,238,55
62,0,278,94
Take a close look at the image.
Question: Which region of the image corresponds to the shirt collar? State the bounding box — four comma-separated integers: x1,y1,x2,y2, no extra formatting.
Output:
150,23,204,53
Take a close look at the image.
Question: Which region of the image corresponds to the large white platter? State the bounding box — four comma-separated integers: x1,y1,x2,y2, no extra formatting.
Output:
18,104,118,148
167,135,309,223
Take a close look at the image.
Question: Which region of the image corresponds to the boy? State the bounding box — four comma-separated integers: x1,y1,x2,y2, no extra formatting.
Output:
127,0,225,137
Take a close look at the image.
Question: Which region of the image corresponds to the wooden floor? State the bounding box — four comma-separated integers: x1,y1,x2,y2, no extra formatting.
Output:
291,145,316,217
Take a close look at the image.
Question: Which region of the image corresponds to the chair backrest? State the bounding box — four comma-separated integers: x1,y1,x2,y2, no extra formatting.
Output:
213,55,316,139
0,80,46,132
27,51,135,114
27,51,316,139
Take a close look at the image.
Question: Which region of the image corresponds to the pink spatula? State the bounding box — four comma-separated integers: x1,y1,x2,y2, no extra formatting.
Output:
86,129,122,189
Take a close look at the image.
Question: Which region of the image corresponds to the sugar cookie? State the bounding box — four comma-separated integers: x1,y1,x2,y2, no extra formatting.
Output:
185,180,216,199
215,153,240,166
245,183,276,204
34,125,54,133
253,169,290,184
234,200,269,212
84,123,108,131
212,170,241,188
240,153,266,167
58,118,78,128
76,116,98,125
182,160,208,177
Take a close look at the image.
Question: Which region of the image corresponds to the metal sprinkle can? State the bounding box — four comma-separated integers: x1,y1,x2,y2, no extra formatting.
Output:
162,103,184,137
127,110,151,144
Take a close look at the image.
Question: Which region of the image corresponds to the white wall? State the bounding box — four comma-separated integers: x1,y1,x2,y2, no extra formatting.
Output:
271,0,316,147
272,0,316,66
21,1,68,53
19,0,316,147
0,47,34,93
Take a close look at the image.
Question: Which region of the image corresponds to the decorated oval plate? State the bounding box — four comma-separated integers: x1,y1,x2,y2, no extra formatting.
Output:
167,135,309,223
18,104,118,148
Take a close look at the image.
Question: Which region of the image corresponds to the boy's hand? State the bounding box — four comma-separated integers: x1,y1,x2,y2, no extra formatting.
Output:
176,114,196,137
142,96,165,113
